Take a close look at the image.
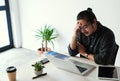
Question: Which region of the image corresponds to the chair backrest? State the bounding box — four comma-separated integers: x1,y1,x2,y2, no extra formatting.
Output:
109,43,119,65
114,44,119,64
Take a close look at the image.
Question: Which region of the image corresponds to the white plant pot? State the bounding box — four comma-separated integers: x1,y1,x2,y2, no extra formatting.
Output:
34,70,43,75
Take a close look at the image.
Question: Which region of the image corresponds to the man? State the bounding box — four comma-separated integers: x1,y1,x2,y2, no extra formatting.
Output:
68,8,118,65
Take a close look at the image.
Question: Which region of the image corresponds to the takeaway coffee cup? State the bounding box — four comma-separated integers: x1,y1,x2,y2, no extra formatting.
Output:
6,66,17,81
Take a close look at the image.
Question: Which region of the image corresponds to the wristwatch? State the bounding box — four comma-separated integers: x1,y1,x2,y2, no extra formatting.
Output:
84,53,89,58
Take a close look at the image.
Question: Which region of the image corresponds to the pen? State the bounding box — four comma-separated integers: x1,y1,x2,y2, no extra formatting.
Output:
32,73,47,79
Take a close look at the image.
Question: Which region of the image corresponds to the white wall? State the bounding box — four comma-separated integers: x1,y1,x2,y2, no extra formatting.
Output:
10,0,120,66
9,0,22,48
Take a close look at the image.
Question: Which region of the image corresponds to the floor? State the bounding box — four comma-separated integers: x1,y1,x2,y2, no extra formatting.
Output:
0,48,39,81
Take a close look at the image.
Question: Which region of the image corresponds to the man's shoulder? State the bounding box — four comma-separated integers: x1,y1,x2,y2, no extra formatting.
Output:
98,23,114,37
97,21,113,34
102,26,114,36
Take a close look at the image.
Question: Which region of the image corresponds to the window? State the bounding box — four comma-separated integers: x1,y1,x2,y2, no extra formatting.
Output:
0,0,14,52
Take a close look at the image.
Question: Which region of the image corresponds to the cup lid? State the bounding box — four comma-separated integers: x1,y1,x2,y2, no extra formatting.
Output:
6,66,17,73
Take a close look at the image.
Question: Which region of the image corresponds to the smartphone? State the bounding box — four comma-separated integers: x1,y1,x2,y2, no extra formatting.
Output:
40,58,49,64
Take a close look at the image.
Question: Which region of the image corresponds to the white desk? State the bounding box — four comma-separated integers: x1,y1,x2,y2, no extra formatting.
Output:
15,55,119,81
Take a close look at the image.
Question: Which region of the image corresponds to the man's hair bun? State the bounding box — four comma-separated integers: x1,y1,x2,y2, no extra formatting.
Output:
87,8,92,12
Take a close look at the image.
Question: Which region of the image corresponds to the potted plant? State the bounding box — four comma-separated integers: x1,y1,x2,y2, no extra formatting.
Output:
32,62,45,75
35,24,58,54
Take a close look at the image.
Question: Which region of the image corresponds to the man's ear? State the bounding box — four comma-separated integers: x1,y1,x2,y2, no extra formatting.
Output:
92,19,97,28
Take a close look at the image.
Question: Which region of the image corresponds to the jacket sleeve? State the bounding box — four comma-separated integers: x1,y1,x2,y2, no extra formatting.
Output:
68,44,79,56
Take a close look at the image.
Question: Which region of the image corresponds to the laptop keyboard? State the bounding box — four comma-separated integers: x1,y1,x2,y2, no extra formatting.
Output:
70,59,88,73
70,59,84,65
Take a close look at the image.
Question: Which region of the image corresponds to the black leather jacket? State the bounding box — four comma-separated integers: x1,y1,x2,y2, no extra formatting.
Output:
68,21,117,65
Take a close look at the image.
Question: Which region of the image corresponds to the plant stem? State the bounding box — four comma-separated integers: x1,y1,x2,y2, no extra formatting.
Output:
45,40,47,51
41,43,44,51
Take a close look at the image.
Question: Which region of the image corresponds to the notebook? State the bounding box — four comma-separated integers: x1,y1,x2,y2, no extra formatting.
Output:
98,65,120,80
45,51,96,76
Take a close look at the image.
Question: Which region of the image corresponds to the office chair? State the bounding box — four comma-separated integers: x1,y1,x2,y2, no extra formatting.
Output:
108,43,119,65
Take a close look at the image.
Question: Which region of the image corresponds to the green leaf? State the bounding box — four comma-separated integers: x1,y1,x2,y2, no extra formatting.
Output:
34,24,59,49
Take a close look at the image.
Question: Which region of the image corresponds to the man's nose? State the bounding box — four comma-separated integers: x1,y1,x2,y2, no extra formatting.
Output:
81,28,86,33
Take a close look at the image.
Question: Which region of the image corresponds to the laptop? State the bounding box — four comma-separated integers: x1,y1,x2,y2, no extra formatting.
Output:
45,51,96,76
98,65,120,80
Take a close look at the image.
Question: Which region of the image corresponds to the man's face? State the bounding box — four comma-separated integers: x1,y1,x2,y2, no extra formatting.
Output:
77,19,96,36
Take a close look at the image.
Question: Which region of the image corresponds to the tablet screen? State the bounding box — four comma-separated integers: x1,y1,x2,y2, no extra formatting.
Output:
98,66,118,80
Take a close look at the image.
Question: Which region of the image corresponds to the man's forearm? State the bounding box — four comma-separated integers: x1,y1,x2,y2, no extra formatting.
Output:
70,35,77,50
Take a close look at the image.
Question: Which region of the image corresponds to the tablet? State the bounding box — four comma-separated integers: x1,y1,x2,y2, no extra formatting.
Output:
98,65,119,80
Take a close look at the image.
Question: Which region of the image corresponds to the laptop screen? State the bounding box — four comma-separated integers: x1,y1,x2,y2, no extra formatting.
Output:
47,51,69,60
98,66,118,80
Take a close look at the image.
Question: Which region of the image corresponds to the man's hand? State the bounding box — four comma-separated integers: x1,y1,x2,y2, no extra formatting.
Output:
77,42,94,61
73,22,81,36
77,42,86,55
